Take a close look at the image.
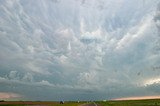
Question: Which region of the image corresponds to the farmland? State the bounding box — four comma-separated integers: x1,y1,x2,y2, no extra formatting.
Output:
1,99,160,106
0,101,84,106
96,99,160,106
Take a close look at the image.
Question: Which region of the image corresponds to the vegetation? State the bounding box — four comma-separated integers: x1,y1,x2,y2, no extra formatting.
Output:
96,99,160,106
1,99,160,106
0,101,84,106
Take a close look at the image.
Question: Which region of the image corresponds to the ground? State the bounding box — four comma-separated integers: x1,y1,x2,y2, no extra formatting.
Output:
1,99,160,106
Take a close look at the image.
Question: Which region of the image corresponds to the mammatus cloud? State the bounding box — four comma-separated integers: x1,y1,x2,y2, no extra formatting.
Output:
0,0,160,100
140,2,160,95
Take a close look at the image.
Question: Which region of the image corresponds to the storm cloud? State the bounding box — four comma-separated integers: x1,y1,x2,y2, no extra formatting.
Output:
0,0,160,101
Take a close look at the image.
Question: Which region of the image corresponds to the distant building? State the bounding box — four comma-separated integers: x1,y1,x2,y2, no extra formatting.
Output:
0,100,5,102
60,101,64,104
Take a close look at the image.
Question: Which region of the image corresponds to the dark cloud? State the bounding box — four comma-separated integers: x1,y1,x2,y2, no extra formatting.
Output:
0,0,160,100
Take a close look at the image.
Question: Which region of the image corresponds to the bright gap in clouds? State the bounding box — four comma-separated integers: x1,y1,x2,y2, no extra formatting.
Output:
113,96,160,100
0,0,160,101
0,92,21,99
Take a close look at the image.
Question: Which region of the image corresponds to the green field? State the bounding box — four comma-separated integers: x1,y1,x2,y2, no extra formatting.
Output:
1,99,160,106
96,99,160,106
0,101,84,106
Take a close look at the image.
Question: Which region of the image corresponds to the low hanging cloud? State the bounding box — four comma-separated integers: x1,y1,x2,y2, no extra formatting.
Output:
0,0,160,100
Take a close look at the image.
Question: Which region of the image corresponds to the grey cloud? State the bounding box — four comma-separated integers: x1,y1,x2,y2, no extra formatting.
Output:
0,0,160,101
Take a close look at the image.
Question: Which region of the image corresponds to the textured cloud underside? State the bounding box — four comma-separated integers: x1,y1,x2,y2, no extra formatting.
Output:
0,0,160,100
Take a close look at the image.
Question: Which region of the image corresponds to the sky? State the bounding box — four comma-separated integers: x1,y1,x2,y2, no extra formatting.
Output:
0,0,160,101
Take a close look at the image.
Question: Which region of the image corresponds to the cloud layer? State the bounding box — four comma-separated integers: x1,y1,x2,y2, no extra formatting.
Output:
0,0,160,100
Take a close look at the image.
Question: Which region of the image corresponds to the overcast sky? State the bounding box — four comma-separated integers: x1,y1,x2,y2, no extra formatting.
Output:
0,0,160,101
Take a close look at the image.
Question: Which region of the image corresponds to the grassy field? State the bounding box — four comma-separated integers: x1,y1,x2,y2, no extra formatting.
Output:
0,101,84,106
1,99,160,106
96,99,160,106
